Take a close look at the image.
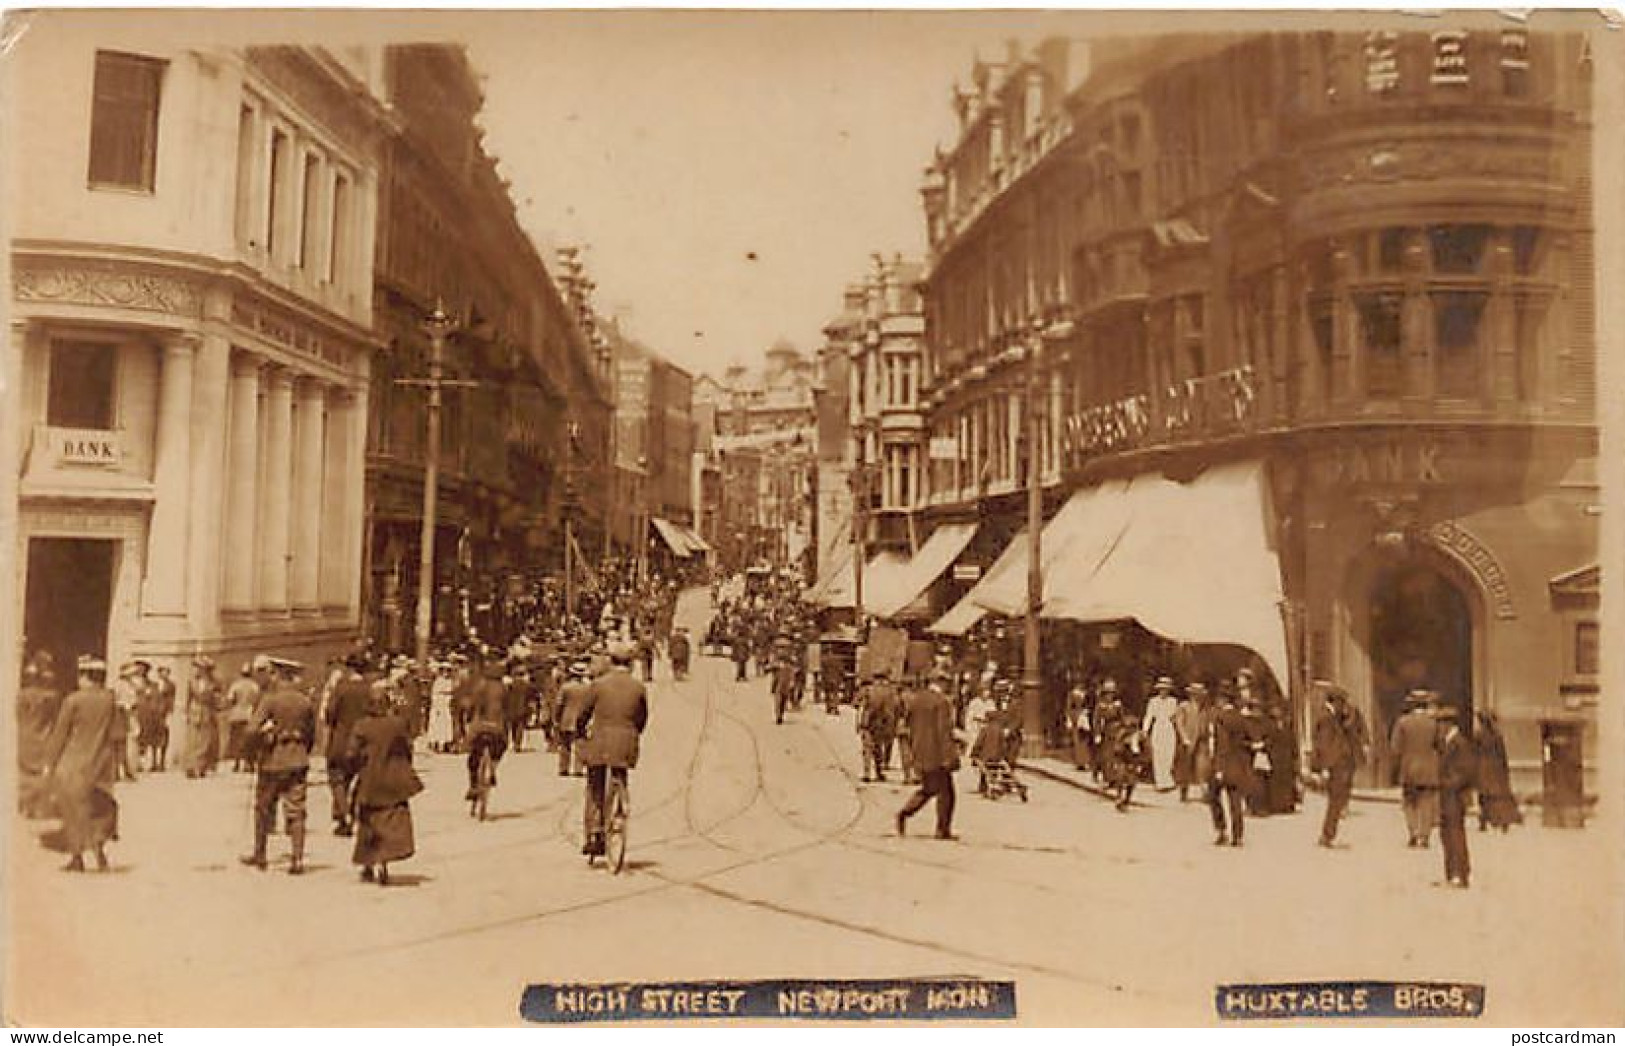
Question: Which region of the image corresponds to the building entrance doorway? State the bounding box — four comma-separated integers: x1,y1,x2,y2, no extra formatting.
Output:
1364,554,1476,779
24,537,117,676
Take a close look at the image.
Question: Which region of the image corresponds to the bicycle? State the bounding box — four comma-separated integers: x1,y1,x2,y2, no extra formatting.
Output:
470,741,495,821
586,771,629,874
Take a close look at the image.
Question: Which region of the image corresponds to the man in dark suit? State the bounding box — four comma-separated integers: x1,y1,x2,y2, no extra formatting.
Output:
324,656,371,837
1390,689,1442,848
896,678,959,840
465,659,509,800
240,659,315,875
860,670,902,783
578,644,649,857
1206,684,1259,847
557,660,594,777
1311,681,1368,848
1436,707,1476,888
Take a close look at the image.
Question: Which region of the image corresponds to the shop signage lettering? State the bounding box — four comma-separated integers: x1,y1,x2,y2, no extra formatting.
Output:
42,426,122,467
1316,442,1444,486
1426,521,1516,620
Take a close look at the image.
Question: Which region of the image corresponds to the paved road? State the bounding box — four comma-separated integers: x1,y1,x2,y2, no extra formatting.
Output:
7,591,1620,1025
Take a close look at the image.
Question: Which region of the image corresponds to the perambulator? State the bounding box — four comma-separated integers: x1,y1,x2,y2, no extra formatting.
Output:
970,710,1029,802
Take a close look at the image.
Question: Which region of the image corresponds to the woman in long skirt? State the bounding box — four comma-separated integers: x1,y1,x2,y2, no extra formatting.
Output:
1475,710,1523,831
428,665,456,753
349,692,422,885
1142,677,1179,791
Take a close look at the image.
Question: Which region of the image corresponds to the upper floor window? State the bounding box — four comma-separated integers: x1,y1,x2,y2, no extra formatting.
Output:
88,51,164,191
1355,292,1404,399
1575,620,1599,676
47,340,117,430
1429,224,1491,274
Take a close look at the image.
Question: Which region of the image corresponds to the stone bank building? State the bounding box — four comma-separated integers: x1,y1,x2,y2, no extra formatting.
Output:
9,30,385,673
912,26,1599,790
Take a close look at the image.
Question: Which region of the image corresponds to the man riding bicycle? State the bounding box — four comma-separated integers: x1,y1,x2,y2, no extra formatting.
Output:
577,643,649,858
464,659,508,802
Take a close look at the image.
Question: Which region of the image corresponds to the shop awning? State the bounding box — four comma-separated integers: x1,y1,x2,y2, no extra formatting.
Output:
970,479,1133,618
928,527,1027,635
1042,460,1289,688
865,523,979,620
806,548,909,610
650,517,694,557
680,525,712,554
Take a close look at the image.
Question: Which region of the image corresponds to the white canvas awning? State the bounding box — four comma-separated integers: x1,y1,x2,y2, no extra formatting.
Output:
1042,460,1288,688
927,527,1027,636
650,517,693,556
865,523,979,620
806,549,909,610
970,479,1132,618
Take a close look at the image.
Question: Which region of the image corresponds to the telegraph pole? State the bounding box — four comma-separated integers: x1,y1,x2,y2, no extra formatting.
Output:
851,440,866,632
398,304,473,666
564,420,579,620
1021,326,1044,754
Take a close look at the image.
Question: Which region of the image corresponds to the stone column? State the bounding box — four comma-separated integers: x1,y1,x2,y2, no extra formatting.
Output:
259,367,294,613
318,388,351,611
223,355,261,612
185,328,231,627
344,382,370,618
290,378,325,613
1488,233,1518,407
141,334,198,617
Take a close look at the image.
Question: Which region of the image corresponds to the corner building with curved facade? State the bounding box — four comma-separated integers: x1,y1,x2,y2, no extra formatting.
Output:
917,26,1598,791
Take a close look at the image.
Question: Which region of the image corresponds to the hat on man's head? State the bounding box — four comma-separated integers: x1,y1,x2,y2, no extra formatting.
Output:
1185,682,1209,697
119,660,146,678
192,655,215,670
1099,678,1119,693
1153,676,1176,693
569,659,591,678
1435,705,1459,722
1406,689,1437,706
78,655,107,675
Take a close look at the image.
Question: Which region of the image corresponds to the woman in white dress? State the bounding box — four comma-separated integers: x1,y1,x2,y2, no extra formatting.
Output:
1142,676,1180,791
428,664,457,754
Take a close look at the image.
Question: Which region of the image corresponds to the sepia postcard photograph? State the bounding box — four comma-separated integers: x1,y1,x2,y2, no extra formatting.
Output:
1,5,1621,1030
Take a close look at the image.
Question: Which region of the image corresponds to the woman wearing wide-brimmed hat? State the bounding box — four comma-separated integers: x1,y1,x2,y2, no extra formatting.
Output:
348,688,422,885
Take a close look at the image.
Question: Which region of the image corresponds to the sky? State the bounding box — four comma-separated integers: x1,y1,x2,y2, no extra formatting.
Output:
461,12,1092,379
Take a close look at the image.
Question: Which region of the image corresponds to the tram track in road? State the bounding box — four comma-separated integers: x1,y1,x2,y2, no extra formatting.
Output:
265,598,1141,996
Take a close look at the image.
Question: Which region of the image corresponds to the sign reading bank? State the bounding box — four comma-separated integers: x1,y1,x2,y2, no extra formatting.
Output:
39,425,123,468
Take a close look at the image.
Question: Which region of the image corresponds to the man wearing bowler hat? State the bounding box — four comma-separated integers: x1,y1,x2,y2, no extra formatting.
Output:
1390,689,1443,848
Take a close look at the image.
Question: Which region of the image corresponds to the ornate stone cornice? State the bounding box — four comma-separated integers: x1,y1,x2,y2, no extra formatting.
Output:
14,258,204,317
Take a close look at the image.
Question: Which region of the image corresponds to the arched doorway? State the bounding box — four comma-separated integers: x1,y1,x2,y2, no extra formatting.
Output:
1347,548,1479,784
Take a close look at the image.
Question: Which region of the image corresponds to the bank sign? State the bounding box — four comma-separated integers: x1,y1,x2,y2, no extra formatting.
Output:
38,426,122,468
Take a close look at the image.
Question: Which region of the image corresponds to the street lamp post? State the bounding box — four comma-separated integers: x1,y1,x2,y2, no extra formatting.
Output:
397,304,474,666
1021,327,1044,755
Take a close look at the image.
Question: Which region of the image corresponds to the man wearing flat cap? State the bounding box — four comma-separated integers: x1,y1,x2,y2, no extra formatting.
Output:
241,659,315,875
1390,689,1442,848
